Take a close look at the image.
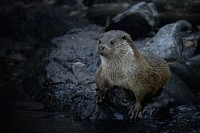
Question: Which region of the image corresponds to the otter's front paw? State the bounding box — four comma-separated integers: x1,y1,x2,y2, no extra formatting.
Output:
128,102,143,120
95,90,106,103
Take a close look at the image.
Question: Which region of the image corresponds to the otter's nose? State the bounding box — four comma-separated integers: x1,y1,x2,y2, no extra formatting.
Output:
98,45,105,51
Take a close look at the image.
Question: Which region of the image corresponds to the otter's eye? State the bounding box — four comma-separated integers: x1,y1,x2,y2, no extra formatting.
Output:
98,40,101,44
110,40,115,45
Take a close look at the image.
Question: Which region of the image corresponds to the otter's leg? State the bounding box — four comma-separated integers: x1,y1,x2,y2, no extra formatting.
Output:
95,77,112,103
128,101,143,119
128,94,143,119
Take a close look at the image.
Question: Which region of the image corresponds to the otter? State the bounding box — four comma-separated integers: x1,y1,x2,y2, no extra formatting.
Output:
95,30,170,119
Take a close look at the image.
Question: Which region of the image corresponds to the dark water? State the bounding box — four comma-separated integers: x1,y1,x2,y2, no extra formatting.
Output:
1,94,200,133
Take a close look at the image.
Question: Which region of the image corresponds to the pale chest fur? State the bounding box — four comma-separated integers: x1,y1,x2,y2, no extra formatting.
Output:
101,53,138,88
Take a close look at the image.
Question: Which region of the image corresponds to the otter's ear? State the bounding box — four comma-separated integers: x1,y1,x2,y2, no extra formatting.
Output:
122,34,132,40
122,34,133,44
121,35,126,40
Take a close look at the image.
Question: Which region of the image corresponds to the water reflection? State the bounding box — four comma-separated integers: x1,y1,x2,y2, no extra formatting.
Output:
1,99,200,133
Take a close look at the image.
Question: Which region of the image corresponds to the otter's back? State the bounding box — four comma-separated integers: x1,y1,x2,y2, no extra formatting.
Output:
142,53,170,83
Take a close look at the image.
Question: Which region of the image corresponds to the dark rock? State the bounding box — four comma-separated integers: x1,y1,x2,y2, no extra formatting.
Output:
0,0,78,6
87,3,130,26
170,105,200,120
143,72,196,119
182,33,200,59
106,2,159,39
142,20,199,61
166,105,200,132
185,55,200,82
25,26,197,120
83,0,94,7
153,0,200,26
169,55,200,91
165,73,196,104
83,0,153,7
0,2,87,42
196,41,200,55
169,62,199,91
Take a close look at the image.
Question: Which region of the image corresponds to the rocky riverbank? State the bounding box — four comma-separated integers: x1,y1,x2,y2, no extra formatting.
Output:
1,0,200,132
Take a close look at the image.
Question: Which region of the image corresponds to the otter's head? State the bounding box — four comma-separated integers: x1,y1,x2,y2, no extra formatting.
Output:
96,30,135,59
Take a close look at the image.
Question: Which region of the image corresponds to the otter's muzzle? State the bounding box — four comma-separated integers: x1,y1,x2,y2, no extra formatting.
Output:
96,45,106,55
98,45,106,51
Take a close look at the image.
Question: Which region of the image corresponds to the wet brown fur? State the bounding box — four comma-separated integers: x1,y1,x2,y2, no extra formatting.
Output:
95,30,170,119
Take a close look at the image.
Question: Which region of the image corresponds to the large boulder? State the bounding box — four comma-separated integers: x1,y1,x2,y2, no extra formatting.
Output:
106,2,159,39
24,26,198,120
142,20,200,61
24,25,103,110
153,0,200,26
